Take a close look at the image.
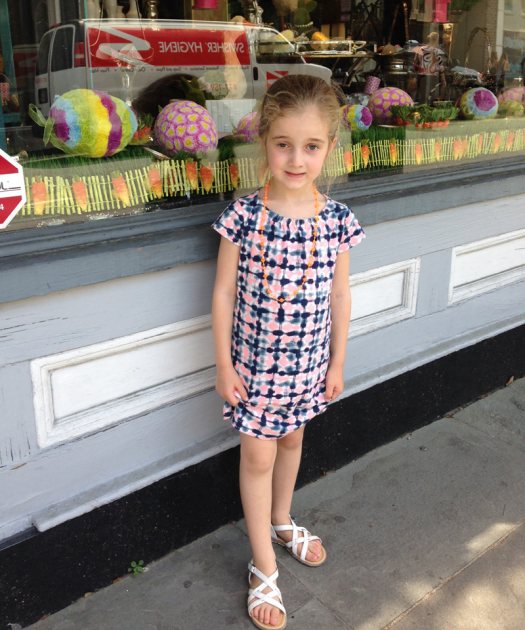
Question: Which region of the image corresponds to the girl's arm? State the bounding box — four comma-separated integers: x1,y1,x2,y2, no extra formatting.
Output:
212,237,248,406
326,250,351,401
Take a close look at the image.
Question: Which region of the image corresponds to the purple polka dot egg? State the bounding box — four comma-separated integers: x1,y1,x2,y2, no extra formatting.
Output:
234,111,259,143
368,88,413,124
341,104,373,131
460,87,498,120
154,100,218,155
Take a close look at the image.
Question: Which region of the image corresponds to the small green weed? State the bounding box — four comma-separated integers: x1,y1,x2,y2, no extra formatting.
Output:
128,560,145,576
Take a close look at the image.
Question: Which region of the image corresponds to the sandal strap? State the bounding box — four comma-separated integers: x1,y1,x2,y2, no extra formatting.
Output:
271,517,321,562
247,561,286,616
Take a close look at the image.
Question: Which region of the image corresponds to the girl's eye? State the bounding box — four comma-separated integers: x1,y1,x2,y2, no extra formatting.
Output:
277,142,288,149
307,144,320,152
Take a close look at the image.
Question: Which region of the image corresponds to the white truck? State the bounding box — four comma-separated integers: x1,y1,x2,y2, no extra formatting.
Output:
34,19,332,132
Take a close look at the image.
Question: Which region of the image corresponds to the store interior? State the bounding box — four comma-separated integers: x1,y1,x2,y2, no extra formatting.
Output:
0,0,524,228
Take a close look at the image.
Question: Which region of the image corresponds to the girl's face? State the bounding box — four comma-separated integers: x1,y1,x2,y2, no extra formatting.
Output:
264,104,334,196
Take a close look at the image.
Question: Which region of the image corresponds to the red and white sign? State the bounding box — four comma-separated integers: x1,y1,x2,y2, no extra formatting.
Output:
86,25,250,68
0,148,26,229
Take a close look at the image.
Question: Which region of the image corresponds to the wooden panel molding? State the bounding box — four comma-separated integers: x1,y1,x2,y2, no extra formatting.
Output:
31,315,214,449
349,258,420,336
449,228,525,304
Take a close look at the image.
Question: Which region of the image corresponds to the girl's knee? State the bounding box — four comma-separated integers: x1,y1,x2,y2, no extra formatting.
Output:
240,436,276,475
278,427,305,450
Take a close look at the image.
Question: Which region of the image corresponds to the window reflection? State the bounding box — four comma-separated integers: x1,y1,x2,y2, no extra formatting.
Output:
0,0,522,231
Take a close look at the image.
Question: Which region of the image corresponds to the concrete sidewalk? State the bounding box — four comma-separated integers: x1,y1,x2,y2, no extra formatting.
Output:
29,377,525,630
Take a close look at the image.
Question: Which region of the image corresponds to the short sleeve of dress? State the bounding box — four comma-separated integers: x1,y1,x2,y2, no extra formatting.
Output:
212,199,249,246
338,207,365,253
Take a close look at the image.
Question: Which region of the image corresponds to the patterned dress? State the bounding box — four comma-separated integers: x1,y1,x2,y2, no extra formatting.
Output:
212,190,364,439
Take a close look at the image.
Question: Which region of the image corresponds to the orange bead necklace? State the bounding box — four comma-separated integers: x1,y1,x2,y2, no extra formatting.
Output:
260,181,320,303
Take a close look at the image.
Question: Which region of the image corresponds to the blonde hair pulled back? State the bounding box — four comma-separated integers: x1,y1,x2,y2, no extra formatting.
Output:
258,74,341,143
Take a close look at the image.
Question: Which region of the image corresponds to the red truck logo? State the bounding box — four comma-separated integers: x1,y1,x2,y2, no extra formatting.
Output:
87,25,250,68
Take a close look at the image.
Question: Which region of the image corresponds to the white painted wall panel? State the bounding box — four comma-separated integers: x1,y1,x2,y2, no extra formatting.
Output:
32,316,214,448
350,259,420,336
49,319,213,418
450,229,525,303
352,270,405,317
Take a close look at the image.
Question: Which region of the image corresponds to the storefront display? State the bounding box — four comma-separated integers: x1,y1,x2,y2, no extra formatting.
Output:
0,0,522,230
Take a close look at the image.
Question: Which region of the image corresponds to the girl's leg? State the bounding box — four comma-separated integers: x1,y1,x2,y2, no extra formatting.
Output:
240,433,283,627
270,426,322,563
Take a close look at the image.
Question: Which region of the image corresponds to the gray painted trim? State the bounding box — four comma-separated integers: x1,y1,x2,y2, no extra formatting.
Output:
1,157,524,305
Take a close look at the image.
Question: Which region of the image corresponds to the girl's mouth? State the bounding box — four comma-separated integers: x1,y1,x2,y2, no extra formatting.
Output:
285,171,305,178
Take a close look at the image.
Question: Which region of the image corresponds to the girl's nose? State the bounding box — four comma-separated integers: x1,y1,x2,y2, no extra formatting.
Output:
289,147,303,166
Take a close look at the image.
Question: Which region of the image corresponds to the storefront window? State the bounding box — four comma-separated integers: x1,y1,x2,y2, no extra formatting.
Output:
0,0,523,231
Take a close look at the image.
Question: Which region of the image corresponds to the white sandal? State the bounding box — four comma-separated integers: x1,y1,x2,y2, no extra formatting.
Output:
271,516,327,567
247,560,287,630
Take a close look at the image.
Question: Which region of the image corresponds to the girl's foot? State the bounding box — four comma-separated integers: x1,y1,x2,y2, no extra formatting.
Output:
271,516,327,566
247,561,287,630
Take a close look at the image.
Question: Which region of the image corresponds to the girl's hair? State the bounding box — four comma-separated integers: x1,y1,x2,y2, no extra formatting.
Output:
258,74,341,142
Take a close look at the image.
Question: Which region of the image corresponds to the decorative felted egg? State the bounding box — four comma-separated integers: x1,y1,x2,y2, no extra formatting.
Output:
154,100,218,155
498,86,525,105
44,89,137,157
368,88,413,124
340,104,373,131
234,111,259,142
460,87,498,120
498,100,524,117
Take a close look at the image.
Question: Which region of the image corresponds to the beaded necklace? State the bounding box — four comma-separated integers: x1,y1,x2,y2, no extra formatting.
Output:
260,181,320,303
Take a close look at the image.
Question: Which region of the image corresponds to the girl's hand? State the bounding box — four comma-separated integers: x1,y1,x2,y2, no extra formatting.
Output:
325,363,344,401
216,364,248,406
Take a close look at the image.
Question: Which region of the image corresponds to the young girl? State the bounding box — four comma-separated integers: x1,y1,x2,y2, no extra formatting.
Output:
212,74,364,629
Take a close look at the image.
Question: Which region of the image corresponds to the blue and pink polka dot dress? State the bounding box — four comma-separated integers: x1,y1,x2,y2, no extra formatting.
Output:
213,190,364,439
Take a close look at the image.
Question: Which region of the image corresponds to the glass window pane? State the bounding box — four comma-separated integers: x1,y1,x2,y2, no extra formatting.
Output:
0,1,523,232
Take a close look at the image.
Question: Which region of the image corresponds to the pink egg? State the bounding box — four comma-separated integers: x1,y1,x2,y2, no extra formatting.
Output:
235,111,259,143
154,100,218,155
368,88,413,124
498,87,525,105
